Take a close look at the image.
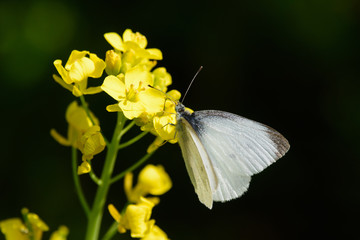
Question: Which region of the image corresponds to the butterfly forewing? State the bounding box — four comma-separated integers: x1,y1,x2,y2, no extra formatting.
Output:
176,117,218,209
188,110,290,202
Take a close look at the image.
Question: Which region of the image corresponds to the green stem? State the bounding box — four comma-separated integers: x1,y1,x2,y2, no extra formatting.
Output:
101,221,118,240
120,120,136,136
118,131,148,149
89,168,102,186
85,112,126,240
110,150,155,184
72,147,90,217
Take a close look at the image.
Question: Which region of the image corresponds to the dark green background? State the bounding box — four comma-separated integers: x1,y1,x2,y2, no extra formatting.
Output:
1,0,360,239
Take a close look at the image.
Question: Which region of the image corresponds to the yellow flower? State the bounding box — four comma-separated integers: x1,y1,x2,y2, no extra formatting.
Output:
104,29,162,60
124,164,172,203
49,226,69,240
152,90,182,143
141,225,169,240
0,208,49,240
79,126,106,161
0,218,28,240
105,50,122,76
104,29,162,74
108,197,156,238
53,50,106,96
152,67,172,93
50,101,105,174
101,66,165,120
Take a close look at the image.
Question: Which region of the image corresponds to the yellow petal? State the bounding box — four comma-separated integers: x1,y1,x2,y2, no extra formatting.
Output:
68,57,95,82
49,226,69,240
139,88,165,115
138,165,172,195
83,86,103,95
65,50,89,69
123,29,147,49
0,218,28,240
146,48,163,60
50,129,71,146
52,74,73,92
54,60,72,84
27,213,49,231
104,32,125,51
124,172,134,201
152,67,171,92
166,89,181,102
141,225,169,240
101,75,126,101
119,100,145,120
108,204,121,222
88,53,106,78
77,161,91,174
125,66,153,89
106,104,122,112
153,113,177,141
125,203,153,238
66,101,93,131
81,126,106,157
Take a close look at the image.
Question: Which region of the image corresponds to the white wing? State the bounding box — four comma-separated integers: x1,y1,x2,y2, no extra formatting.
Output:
176,117,218,209
190,110,290,202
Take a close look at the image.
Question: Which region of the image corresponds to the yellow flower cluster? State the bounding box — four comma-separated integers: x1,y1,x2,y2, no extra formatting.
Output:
101,30,181,150
52,28,182,154
50,101,106,174
108,164,171,239
0,208,68,240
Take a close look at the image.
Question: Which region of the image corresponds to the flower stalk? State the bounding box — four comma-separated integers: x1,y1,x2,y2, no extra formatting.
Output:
85,112,126,240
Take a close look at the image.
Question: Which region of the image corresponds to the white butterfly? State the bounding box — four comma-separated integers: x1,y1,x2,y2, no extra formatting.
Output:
175,102,290,209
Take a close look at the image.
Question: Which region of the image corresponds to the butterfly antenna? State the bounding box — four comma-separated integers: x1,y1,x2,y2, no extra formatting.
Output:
181,66,203,103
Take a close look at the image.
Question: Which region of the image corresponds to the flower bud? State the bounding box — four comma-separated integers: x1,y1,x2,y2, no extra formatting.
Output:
105,50,122,75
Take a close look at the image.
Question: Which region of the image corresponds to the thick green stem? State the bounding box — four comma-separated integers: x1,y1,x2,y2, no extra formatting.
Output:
85,112,126,240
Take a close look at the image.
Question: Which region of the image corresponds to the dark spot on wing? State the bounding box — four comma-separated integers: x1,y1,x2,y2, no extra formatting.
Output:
180,111,205,134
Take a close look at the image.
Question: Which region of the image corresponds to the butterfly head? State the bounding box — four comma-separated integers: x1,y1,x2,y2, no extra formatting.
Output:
175,102,185,114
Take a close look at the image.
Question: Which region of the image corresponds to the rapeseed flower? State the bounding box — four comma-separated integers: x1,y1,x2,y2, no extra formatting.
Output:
53,50,106,96
49,226,69,240
104,29,162,60
108,198,168,239
0,208,50,240
50,101,105,174
124,164,172,203
108,164,171,239
101,66,165,120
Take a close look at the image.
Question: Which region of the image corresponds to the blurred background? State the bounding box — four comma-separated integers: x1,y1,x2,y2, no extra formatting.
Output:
1,0,360,239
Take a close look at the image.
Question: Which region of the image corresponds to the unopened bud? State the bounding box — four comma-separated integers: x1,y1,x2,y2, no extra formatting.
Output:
105,50,122,75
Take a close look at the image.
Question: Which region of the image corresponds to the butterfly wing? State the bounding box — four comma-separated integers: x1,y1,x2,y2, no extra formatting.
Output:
176,117,218,209
189,110,290,202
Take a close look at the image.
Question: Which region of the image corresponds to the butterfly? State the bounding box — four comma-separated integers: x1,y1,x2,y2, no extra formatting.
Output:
175,102,290,209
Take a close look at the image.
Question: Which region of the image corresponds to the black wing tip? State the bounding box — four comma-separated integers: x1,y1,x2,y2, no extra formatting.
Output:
268,131,290,159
